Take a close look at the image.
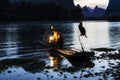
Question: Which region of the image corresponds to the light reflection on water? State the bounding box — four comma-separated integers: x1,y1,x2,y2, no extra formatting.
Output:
72,21,110,51
0,21,119,55
5,27,18,55
0,21,120,80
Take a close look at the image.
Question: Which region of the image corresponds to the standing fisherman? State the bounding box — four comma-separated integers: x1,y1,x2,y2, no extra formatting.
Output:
48,24,63,48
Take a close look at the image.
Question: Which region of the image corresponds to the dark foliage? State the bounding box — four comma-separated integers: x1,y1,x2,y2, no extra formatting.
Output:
0,0,83,22
105,15,120,21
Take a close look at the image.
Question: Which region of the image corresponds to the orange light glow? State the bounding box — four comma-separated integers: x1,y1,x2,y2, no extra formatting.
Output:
49,56,59,67
48,31,60,43
53,31,60,42
49,36,54,43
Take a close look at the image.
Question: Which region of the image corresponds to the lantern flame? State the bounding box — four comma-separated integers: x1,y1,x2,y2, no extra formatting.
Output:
49,36,54,43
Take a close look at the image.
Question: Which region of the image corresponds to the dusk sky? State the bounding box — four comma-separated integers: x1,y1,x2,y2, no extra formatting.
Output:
74,0,109,9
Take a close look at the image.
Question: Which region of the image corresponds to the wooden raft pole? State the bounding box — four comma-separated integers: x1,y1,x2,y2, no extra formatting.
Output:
57,49,78,56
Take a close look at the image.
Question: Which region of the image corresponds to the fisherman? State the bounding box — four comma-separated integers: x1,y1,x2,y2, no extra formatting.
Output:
78,22,87,38
48,24,63,48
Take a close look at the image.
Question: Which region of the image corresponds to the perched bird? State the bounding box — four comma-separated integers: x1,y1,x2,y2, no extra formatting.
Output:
78,22,87,38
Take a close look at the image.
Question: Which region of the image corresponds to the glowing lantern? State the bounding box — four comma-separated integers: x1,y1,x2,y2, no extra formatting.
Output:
48,35,54,43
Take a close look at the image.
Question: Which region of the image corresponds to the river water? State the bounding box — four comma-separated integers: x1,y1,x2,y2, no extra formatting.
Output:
0,21,120,80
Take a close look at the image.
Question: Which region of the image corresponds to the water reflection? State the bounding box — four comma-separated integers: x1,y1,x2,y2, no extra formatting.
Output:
0,21,119,80
72,21,110,50
108,22,120,49
0,22,119,55
0,51,94,76
0,24,20,59
0,22,117,58
5,26,18,55
0,58,46,73
49,51,62,68
48,50,94,68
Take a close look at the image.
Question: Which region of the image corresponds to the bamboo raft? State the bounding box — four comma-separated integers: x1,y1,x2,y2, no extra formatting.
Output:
55,48,95,67
56,48,95,57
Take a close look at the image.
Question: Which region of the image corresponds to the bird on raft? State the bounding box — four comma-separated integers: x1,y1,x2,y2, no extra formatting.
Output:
78,22,87,38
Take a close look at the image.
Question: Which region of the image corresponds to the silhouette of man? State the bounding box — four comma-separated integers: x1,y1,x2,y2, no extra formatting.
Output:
78,22,87,38
48,24,63,48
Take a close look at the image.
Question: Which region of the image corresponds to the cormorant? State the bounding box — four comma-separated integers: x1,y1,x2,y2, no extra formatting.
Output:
78,22,87,38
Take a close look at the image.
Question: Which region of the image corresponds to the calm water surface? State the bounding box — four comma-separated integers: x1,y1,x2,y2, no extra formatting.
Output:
0,21,120,80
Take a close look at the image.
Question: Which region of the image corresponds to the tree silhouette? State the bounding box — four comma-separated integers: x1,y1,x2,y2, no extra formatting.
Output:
0,0,83,22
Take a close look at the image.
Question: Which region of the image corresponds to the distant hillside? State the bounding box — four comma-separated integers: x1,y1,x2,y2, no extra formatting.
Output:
0,0,83,22
104,0,120,20
10,0,75,10
105,0,120,16
46,0,75,10
82,6,105,19
94,6,105,17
